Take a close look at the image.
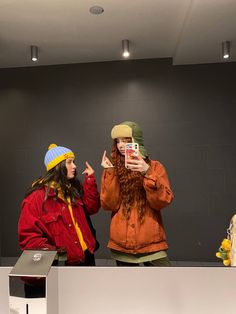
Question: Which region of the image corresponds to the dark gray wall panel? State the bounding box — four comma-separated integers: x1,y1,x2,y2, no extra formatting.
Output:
0,58,235,262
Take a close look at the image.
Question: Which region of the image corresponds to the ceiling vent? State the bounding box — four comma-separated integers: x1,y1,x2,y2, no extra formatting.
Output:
89,6,104,15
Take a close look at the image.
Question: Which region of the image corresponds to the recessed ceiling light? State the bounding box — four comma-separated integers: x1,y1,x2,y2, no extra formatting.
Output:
122,40,130,58
222,41,230,60
89,6,104,15
31,45,38,62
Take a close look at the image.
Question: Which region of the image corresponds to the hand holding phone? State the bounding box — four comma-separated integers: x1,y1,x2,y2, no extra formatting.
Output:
125,143,139,168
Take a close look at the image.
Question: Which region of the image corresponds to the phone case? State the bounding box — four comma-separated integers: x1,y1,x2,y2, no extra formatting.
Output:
125,143,139,168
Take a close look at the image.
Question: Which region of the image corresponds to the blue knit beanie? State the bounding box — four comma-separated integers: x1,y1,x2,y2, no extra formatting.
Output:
44,144,75,171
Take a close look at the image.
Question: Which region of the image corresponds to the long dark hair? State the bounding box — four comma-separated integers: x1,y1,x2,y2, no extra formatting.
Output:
25,160,82,205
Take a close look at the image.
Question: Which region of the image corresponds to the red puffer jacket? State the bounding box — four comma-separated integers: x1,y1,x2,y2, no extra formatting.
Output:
18,175,100,264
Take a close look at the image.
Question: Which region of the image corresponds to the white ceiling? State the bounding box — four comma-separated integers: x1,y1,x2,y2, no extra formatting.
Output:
0,0,235,68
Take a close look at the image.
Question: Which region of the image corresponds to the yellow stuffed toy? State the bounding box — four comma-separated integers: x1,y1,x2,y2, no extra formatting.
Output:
216,238,231,266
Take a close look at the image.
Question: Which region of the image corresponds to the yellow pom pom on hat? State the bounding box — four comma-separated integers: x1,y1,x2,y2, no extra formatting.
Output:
44,143,75,171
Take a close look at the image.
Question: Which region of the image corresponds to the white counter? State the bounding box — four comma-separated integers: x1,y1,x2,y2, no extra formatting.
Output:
1,266,235,314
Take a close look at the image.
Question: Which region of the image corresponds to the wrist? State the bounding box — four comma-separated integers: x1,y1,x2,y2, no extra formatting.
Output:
103,165,114,169
141,165,150,175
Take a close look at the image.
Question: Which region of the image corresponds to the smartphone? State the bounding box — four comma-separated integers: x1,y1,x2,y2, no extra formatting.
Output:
125,143,139,168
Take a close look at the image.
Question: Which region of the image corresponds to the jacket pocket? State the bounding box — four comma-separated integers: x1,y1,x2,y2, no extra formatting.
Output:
40,212,62,236
109,211,127,245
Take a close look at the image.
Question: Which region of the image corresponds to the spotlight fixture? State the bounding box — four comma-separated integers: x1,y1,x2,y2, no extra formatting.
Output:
222,41,230,60
31,45,38,62
122,39,130,58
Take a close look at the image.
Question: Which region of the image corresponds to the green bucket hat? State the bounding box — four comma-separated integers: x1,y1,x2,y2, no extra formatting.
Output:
111,121,148,157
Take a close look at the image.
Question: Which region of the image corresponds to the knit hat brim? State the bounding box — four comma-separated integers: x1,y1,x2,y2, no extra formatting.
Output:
46,151,75,171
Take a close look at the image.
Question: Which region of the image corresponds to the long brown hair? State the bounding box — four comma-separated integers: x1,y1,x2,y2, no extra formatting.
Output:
110,141,150,223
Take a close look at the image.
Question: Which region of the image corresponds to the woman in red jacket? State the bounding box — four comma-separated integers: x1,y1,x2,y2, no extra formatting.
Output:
18,143,100,266
101,121,174,266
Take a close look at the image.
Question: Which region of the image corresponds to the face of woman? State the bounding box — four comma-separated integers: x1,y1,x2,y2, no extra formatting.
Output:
65,158,76,179
116,137,132,155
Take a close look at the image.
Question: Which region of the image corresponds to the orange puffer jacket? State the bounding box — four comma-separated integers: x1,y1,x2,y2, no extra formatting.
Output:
101,160,174,254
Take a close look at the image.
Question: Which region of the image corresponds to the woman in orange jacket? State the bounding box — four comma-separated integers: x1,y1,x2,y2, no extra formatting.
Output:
101,121,174,266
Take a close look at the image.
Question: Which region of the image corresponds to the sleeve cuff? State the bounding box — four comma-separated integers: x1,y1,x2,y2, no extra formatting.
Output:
84,174,96,183
143,173,160,189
